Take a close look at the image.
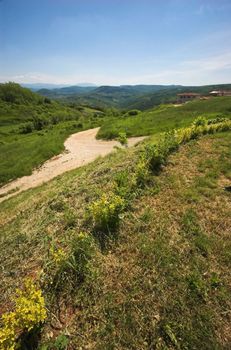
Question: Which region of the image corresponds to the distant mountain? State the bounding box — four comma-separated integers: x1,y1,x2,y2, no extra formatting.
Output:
21,83,69,91
22,83,97,91
37,85,97,98
37,84,182,108
36,83,231,110
93,84,181,94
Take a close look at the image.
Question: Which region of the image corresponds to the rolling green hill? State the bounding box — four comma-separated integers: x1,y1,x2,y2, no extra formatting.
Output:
97,96,231,139
0,83,103,185
37,83,231,110
37,84,180,109
38,85,96,98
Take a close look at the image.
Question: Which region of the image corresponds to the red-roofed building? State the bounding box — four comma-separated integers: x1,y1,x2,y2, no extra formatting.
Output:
177,93,200,104
177,92,201,103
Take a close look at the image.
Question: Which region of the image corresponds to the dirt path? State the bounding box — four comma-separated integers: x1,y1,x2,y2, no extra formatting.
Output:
0,128,145,203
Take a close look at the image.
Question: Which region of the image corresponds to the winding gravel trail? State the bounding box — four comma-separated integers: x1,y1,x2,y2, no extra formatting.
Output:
0,128,145,203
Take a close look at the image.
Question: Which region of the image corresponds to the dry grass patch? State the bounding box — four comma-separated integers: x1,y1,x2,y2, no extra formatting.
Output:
64,132,231,349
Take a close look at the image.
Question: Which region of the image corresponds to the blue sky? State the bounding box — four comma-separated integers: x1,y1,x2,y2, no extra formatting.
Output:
0,0,231,85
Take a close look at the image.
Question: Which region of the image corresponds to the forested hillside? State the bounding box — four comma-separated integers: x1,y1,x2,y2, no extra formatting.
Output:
37,83,231,110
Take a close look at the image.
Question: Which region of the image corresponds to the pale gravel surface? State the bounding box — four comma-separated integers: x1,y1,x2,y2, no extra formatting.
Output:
0,127,145,203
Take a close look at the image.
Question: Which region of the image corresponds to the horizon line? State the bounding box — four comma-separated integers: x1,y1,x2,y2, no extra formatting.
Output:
1,81,231,88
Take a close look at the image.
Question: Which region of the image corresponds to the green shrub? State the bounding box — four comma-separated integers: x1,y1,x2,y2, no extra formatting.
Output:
33,115,50,130
51,115,60,125
46,233,95,293
0,279,46,350
114,170,136,202
143,131,179,173
19,122,34,134
137,118,231,187
67,232,95,283
89,192,125,232
117,131,128,147
213,119,231,132
193,116,207,126
176,119,231,144
127,109,140,116
176,124,204,143
49,246,67,266
134,157,150,187
143,143,165,171
207,115,228,124
44,97,51,104
160,130,179,153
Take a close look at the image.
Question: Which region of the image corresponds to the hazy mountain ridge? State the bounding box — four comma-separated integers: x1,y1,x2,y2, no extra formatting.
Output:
22,83,97,91
36,83,231,110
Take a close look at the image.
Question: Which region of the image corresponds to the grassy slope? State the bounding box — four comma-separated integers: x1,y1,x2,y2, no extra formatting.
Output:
0,87,102,186
97,97,231,139
0,115,102,186
0,122,83,185
0,131,230,349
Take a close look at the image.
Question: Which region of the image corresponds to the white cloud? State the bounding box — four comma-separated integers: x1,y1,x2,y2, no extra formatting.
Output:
1,51,231,86
0,72,70,84
182,52,231,71
121,52,231,85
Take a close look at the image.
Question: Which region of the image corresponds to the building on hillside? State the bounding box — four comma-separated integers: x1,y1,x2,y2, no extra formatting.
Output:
177,93,201,104
209,90,231,97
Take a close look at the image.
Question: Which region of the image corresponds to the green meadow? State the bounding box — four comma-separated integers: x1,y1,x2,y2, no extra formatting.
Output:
97,96,231,139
